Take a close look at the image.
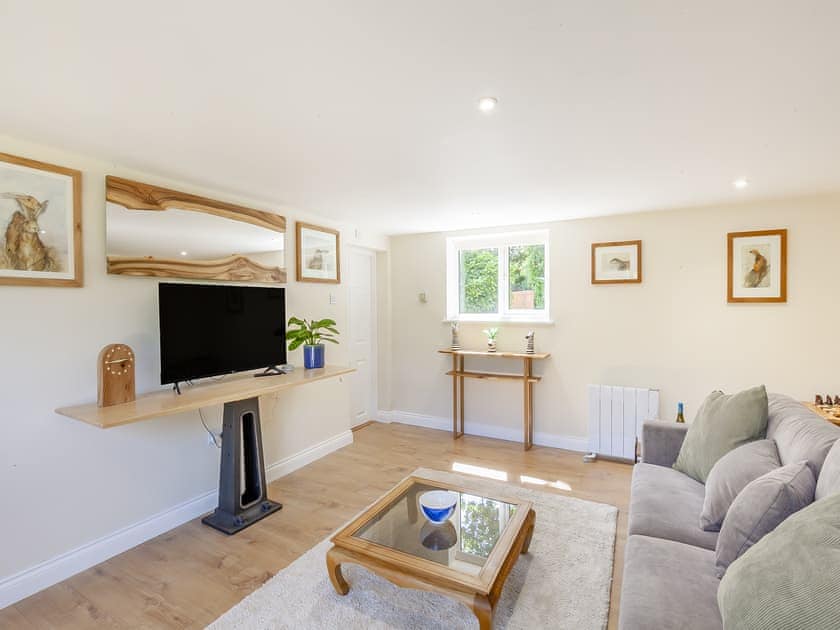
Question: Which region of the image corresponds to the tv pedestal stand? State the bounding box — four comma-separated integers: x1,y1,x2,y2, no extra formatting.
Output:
54,365,356,535
202,396,283,534
255,365,284,377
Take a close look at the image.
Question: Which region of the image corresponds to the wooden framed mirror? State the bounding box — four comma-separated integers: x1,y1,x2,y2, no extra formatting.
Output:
106,176,286,283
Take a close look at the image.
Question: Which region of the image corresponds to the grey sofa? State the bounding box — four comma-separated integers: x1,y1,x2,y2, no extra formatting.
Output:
618,394,840,630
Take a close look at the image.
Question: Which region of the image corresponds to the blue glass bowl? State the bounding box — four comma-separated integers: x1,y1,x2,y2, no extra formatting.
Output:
419,490,458,524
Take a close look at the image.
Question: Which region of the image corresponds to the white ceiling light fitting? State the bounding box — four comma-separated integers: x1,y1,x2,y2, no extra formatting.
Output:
733,178,749,189
477,96,498,112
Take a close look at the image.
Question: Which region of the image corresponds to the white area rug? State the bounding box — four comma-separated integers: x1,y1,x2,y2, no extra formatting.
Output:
208,467,618,630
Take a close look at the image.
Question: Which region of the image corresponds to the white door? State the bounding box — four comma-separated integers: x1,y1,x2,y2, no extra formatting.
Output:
348,247,377,427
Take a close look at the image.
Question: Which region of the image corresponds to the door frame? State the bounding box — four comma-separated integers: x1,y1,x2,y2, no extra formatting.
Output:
347,245,378,429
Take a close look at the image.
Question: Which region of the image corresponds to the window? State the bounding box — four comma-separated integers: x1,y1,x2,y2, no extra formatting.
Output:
446,231,549,322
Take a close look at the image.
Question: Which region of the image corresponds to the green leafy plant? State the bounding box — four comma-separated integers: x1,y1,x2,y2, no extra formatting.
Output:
482,327,499,340
286,317,340,351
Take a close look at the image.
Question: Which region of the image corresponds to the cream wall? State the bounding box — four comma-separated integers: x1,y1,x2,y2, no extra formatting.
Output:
0,133,386,600
385,195,838,445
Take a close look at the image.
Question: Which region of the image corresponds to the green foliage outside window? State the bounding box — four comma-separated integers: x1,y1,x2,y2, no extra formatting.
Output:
459,248,498,313
509,244,545,309
458,244,545,314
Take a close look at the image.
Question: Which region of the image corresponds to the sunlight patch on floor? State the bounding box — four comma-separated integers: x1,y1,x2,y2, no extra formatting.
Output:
519,474,572,491
452,462,508,481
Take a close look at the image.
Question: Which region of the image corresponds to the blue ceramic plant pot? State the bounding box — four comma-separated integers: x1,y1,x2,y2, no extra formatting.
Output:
303,344,325,369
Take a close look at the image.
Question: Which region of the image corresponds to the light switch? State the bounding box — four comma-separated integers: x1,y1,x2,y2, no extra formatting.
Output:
329,292,337,305
418,292,428,303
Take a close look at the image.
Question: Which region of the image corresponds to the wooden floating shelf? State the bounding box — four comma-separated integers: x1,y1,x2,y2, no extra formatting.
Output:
438,349,551,360
56,365,355,429
446,370,541,383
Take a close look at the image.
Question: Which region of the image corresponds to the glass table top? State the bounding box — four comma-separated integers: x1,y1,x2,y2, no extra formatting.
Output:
352,481,518,576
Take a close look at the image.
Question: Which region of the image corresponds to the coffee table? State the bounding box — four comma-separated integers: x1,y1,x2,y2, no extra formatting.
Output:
326,475,536,629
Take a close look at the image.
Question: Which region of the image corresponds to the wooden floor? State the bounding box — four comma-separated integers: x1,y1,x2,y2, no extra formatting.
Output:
1,423,633,629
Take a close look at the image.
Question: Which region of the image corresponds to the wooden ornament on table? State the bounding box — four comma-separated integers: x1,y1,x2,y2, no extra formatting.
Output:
98,344,136,407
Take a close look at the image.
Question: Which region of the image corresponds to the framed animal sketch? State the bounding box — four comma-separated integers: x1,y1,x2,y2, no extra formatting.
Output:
727,229,787,303
0,152,82,287
296,221,340,283
591,240,642,284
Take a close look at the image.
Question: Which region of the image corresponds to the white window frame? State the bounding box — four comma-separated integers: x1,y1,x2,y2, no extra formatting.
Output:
446,230,550,323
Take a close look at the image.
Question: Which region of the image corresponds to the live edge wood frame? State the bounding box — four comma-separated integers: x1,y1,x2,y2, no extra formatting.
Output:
326,475,536,630
105,176,287,283
0,152,83,287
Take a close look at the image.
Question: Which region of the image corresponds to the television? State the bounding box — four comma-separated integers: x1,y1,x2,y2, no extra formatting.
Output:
158,283,286,385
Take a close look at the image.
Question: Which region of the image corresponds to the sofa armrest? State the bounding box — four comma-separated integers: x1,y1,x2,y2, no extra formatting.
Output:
641,421,688,468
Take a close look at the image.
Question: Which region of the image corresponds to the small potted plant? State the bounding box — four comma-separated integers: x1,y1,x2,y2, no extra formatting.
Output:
482,327,499,353
286,317,340,369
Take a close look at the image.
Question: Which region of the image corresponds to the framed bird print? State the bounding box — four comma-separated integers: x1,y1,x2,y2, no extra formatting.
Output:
591,240,642,284
727,229,787,303
296,221,340,283
0,152,82,287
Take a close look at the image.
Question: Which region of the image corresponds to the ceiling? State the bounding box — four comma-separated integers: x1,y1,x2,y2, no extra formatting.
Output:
1,2,838,235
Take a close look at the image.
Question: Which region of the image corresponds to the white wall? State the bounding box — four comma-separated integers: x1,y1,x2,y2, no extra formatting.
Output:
0,133,386,602
385,194,839,445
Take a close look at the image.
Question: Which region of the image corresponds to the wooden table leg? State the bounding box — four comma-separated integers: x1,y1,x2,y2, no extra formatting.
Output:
528,378,534,448
326,547,349,595
472,594,493,630
521,508,536,554
523,358,533,450
458,355,465,436
452,354,459,438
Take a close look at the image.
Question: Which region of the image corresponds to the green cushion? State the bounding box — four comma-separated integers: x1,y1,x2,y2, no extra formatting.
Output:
718,493,840,630
673,385,769,483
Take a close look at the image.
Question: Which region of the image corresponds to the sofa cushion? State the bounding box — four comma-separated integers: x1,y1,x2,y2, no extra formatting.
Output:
816,439,840,500
700,439,780,531
619,535,722,630
629,463,718,550
714,461,815,577
674,385,769,483
718,492,840,630
766,393,840,476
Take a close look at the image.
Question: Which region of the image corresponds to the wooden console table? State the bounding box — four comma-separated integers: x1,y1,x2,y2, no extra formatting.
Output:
438,349,550,450
57,365,354,534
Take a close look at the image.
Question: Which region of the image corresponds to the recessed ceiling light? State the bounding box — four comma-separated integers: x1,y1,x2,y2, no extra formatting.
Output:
180,251,188,256
733,178,749,189
477,97,498,112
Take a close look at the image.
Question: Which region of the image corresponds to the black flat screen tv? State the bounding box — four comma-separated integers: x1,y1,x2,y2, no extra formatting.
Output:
158,283,286,385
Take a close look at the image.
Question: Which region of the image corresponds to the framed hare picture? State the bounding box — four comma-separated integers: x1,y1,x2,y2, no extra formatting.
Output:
727,229,787,303
0,152,83,287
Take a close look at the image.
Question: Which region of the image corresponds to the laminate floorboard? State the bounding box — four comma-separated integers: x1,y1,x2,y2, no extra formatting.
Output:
2,423,632,629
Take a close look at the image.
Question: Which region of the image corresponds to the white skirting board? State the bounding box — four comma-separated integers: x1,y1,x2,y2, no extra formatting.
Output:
378,410,589,453
0,429,354,610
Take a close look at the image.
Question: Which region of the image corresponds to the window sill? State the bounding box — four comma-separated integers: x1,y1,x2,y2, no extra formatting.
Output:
443,317,555,326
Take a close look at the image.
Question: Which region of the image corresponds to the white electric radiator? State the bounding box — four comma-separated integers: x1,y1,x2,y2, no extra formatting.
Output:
587,385,660,461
